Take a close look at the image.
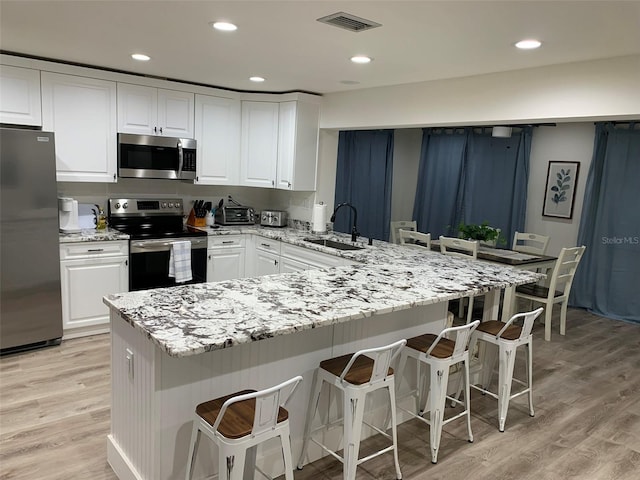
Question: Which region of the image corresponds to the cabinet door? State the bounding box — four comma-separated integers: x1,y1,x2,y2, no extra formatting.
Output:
42,72,117,182
207,247,245,281
277,100,319,191
0,65,42,126
117,83,157,135
60,256,128,334
240,101,279,188
158,89,194,138
279,256,310,273
195,94,240,185
254,250,280,277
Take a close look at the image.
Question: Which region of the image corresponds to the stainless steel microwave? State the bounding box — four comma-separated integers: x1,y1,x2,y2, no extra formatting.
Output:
118,133,196,180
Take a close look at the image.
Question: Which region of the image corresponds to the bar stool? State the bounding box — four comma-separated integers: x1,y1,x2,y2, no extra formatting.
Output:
396,321,479,464
185,375,303,480
297,339,406,480
469,307,543,431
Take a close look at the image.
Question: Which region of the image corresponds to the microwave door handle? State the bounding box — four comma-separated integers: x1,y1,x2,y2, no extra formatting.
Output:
177,141,184,178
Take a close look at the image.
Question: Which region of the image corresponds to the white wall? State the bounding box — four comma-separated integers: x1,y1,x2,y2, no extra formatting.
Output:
526,123,595,255
320,55,640,130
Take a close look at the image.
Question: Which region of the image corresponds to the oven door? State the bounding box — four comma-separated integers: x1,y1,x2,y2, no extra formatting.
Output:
129,237,207,291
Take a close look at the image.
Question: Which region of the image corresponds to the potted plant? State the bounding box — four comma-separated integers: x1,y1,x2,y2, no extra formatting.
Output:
457,221,504,247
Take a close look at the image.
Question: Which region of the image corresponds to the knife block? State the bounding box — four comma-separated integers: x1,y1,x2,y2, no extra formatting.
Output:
187,209,206,227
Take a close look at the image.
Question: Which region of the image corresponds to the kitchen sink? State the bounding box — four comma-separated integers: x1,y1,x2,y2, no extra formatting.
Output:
303,238,364,251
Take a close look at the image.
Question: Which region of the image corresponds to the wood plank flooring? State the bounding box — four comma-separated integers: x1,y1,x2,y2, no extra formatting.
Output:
1,308,639,480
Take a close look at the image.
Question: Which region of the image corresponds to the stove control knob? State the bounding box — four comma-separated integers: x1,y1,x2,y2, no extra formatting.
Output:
123,202,128,209
175,202,181,209
168,202,174,208
161,202,167,208
115,203,120,209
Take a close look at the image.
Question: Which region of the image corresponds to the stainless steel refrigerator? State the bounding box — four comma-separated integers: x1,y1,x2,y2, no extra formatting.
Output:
1,127,63,353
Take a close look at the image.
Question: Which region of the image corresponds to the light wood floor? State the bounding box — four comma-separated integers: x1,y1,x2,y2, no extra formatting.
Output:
1,308,639,480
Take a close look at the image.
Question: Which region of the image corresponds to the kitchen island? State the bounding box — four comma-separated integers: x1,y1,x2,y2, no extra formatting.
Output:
104,233,542,480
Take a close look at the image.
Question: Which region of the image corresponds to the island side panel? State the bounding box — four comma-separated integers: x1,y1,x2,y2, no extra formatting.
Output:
108,310,160,480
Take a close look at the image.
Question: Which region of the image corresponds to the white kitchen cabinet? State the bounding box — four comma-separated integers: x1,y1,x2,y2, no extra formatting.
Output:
0,65,42,126
117,83,194,138
207,235,245,281
280,243,343,270
59,241,128,338
41,72,117,182
276,101,320,191
194,94,241,185
252,238,282,277
239,101,279,188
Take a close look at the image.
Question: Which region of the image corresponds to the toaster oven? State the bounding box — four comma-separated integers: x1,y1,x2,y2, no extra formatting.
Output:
214,206,256,225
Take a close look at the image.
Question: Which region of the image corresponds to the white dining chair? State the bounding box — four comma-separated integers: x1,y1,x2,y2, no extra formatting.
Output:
514,246,586,341
390,220,417,244
399,230,431,249
439,236,479,324
512,232,550,255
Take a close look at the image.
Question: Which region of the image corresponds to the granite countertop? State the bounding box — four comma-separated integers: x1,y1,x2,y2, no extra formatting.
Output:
104,227,543,358
59,227,129,243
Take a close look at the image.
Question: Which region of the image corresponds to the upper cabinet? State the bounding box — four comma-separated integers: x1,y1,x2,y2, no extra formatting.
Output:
0,65,42,126
117,83,194,138
239,101,280,188
41,72,118,183
240,99,319,190
194,94,241,185
277,101,320,191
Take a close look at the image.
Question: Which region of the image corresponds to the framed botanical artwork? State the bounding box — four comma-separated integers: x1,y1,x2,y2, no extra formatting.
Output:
542,161,580,219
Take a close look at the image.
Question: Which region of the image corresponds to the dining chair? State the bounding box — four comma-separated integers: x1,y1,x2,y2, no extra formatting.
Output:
512,232,550,255
439,236,479,324
514,246,586,341
399,230,431,249
390,220,417,244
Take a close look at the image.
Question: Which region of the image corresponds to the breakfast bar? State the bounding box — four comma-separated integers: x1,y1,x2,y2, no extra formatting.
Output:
104,236,542,480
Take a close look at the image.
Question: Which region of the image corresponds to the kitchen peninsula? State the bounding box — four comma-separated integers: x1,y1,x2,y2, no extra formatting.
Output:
104,231,542,480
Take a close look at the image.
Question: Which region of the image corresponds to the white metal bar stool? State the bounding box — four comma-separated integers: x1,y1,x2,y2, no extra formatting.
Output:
469,307,543,431
396,321,479,464
297,339,406,480
185,375,303,480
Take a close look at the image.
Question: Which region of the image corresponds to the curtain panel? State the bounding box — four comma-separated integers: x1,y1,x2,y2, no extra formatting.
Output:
571,123,640,322
334,130,394,241
413,127,532,243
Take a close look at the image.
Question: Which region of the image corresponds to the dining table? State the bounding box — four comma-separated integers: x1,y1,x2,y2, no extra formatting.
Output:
430,240,557,322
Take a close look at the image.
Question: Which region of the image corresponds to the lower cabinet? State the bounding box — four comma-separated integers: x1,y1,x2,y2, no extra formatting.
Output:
59,241,128,338
207,235,246,281
253,238,282,277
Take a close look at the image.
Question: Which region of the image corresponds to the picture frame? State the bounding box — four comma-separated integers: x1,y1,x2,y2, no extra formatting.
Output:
542,161,580,219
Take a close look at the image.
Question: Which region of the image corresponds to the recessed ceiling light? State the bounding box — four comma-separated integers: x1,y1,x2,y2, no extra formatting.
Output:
249,76,265,83
515,39,542,50
131,53,150,61
211,21,237,32
350,55,372,64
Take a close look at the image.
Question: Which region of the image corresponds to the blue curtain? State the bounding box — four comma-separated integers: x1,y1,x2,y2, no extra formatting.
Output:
571,123,640,322
334,130,394,241
413,128,468,238
413,127,532,243
463,127,532,244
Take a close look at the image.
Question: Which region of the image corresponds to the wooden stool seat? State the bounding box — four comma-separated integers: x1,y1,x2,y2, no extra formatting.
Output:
475,320,522,341
196,389,289,439
320,353,393,385
406,333,455,358
516,284,563,298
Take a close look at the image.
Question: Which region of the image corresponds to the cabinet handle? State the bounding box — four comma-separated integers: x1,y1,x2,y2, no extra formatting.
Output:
222,241,234,244
274,259,278,266
272,180,275,187
87,248,104,252
159,127,163,134
288,181,291,188
125,260,128,266
260,243,271,248
153,126,157,133
208,255,211,260
113,173,116,181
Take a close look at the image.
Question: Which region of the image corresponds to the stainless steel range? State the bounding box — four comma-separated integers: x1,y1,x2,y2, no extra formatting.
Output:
108,198,208,291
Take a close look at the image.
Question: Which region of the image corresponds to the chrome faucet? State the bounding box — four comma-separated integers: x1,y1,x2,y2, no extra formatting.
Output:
330,203,360,242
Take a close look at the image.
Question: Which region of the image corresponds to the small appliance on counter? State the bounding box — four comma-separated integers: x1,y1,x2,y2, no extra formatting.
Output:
215,206,256,226
260,210,288,228
58,197,81,233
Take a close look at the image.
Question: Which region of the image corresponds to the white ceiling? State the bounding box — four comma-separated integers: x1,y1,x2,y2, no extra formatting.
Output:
1,1,639,95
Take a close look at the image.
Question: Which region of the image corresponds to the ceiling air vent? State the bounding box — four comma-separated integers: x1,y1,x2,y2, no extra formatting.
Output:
317,12,382,33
